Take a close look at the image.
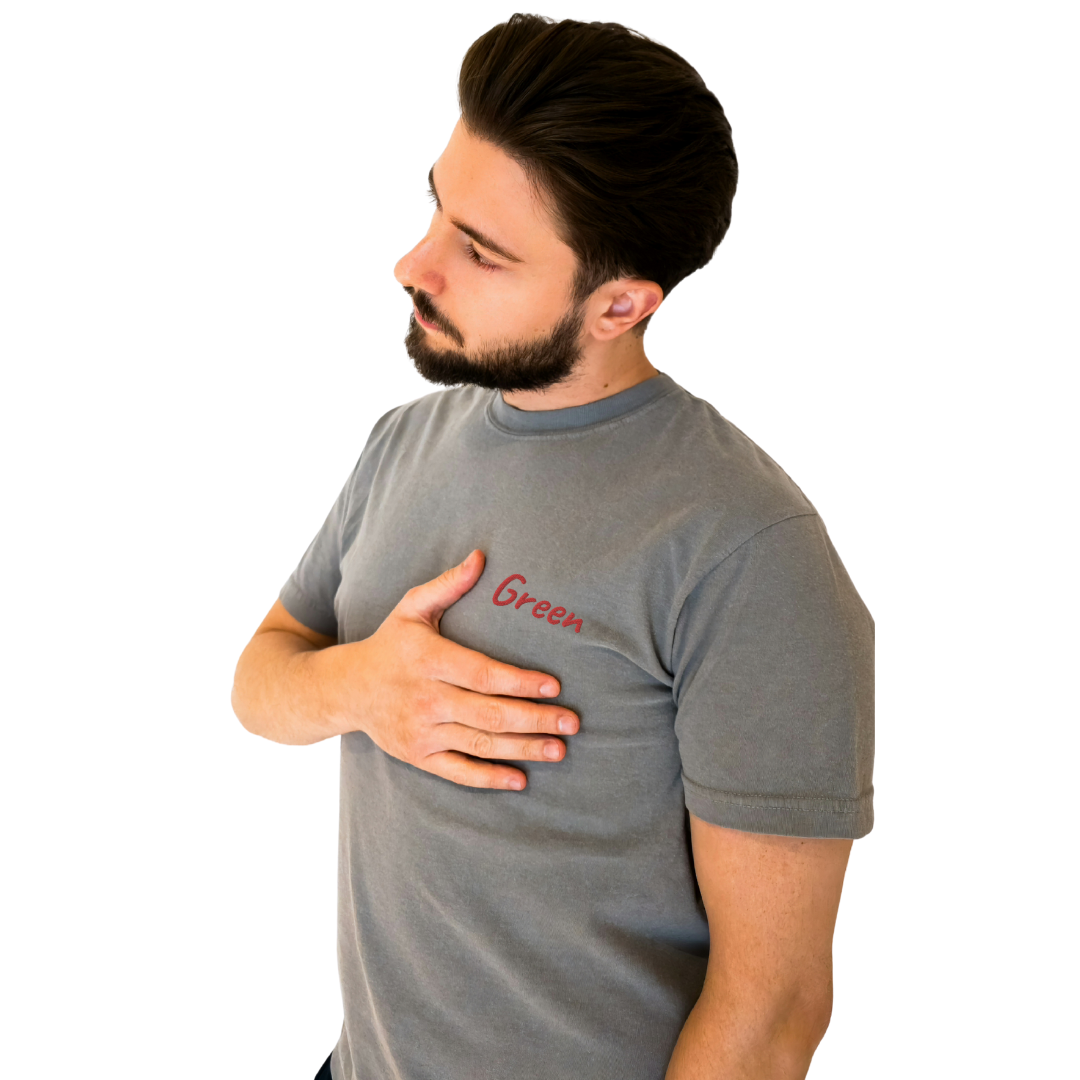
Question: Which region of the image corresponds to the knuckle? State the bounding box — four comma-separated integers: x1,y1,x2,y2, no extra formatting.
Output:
471,698,500,731
473,664,497,697
470,731,495,757
483,702,507,733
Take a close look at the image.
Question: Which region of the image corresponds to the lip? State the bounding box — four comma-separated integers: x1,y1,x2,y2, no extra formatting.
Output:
413,304,441,332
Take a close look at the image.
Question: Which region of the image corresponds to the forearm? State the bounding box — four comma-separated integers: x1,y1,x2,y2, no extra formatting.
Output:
232,631,359,746
664,981,829,1080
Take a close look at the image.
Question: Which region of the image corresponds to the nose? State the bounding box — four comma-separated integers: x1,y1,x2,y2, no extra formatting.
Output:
394,231,446,295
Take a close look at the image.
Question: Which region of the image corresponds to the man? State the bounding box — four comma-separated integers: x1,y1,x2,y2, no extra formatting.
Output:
233,14,874,1080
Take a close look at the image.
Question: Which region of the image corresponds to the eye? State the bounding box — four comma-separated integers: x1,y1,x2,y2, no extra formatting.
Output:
464,242,499,272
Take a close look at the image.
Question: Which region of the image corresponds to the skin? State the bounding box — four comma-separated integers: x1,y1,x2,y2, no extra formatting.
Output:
394,119,663,409
664,822,850,1079
232,117,850,1078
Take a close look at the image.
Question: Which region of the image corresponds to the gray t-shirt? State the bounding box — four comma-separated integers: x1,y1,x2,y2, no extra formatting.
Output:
280,371,874,1080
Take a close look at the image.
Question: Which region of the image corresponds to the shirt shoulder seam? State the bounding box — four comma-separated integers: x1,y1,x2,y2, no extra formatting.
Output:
665,511,821,675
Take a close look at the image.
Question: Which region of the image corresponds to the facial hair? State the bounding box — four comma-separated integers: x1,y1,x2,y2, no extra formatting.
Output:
404,287,587,393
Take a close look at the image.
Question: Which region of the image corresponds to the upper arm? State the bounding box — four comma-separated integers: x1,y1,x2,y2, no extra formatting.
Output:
689,813,851,1013
673,514,875,839
254,598,337,650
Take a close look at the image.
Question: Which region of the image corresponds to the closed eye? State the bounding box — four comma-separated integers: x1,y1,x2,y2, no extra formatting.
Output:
464,243,499,272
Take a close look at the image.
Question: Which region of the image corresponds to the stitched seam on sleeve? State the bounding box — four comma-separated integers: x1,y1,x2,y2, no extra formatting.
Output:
665,511,821,678
683,777,873,814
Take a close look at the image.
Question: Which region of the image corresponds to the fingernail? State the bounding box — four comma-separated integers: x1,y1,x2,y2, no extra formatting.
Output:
540,680,559,696
558,716,575,734
507,777,524,790
543,742,561,760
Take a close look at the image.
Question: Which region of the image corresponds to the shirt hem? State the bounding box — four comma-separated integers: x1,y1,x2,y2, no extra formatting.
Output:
279,581,338,639
682,777,874,839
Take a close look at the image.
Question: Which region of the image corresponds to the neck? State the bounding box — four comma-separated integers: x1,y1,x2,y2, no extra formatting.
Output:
500,332,659,412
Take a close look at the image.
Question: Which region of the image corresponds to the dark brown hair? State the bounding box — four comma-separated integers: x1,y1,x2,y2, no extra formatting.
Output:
458,14,738,330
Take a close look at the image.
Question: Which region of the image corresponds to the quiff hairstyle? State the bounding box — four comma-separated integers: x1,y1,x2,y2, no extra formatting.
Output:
458,14,738,331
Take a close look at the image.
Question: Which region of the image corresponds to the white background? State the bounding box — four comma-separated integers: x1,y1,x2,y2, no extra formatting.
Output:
1,1,1076,1076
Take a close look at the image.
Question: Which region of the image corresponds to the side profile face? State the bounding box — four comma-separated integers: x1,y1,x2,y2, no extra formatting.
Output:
394,119,587,391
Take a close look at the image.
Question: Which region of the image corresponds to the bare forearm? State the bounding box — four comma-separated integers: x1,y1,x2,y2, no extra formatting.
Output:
232,631,358,745
664,984,829,1080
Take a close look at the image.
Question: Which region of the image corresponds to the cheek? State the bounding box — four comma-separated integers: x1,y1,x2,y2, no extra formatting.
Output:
462,273,570,340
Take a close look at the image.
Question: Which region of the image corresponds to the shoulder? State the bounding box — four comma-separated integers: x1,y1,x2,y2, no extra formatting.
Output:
326,385,485,521
651,379,817,557
368,383,488,441
356,383,490,463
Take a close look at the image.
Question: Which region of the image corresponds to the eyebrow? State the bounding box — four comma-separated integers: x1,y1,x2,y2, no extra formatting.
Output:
428,166,524,264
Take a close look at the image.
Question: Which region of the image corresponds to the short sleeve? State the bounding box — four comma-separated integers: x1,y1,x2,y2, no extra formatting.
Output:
671,513,874,839
278,459,366,638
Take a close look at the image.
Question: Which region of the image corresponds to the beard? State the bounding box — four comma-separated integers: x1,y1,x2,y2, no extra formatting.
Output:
404,287,587,393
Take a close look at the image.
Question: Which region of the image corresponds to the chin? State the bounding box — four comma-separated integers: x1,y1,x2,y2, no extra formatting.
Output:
404,305,587,393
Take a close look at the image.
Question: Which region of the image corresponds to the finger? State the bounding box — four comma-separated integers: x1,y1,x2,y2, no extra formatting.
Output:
441,684,578,737
400,549,486,628
438,721,567,763
422,750,528,791
431,637,563,700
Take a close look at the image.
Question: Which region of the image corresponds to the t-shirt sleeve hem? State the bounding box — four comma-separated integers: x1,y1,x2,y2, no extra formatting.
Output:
682,776,874,839
279,580,338,639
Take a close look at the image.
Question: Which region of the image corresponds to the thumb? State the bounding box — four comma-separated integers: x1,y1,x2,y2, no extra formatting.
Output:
403,549,485,628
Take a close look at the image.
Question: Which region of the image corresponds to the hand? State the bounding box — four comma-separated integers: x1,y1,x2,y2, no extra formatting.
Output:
337,549,579,790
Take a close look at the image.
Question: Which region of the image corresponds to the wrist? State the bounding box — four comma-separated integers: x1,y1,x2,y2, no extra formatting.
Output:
299,637,369,741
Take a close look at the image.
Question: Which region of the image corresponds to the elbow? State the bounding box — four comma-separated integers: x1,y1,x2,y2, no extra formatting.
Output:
231,662,264,737
231,683,256,735
779,980,834,1066
231,644,283,740
805,991,834,1051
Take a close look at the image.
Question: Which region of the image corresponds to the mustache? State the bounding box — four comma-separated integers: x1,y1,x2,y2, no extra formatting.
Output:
403,286,465,348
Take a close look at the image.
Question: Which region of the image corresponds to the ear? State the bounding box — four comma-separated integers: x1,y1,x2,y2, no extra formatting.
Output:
588,280,665,340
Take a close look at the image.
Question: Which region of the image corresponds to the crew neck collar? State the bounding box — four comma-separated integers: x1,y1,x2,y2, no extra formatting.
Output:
486,372,677,435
